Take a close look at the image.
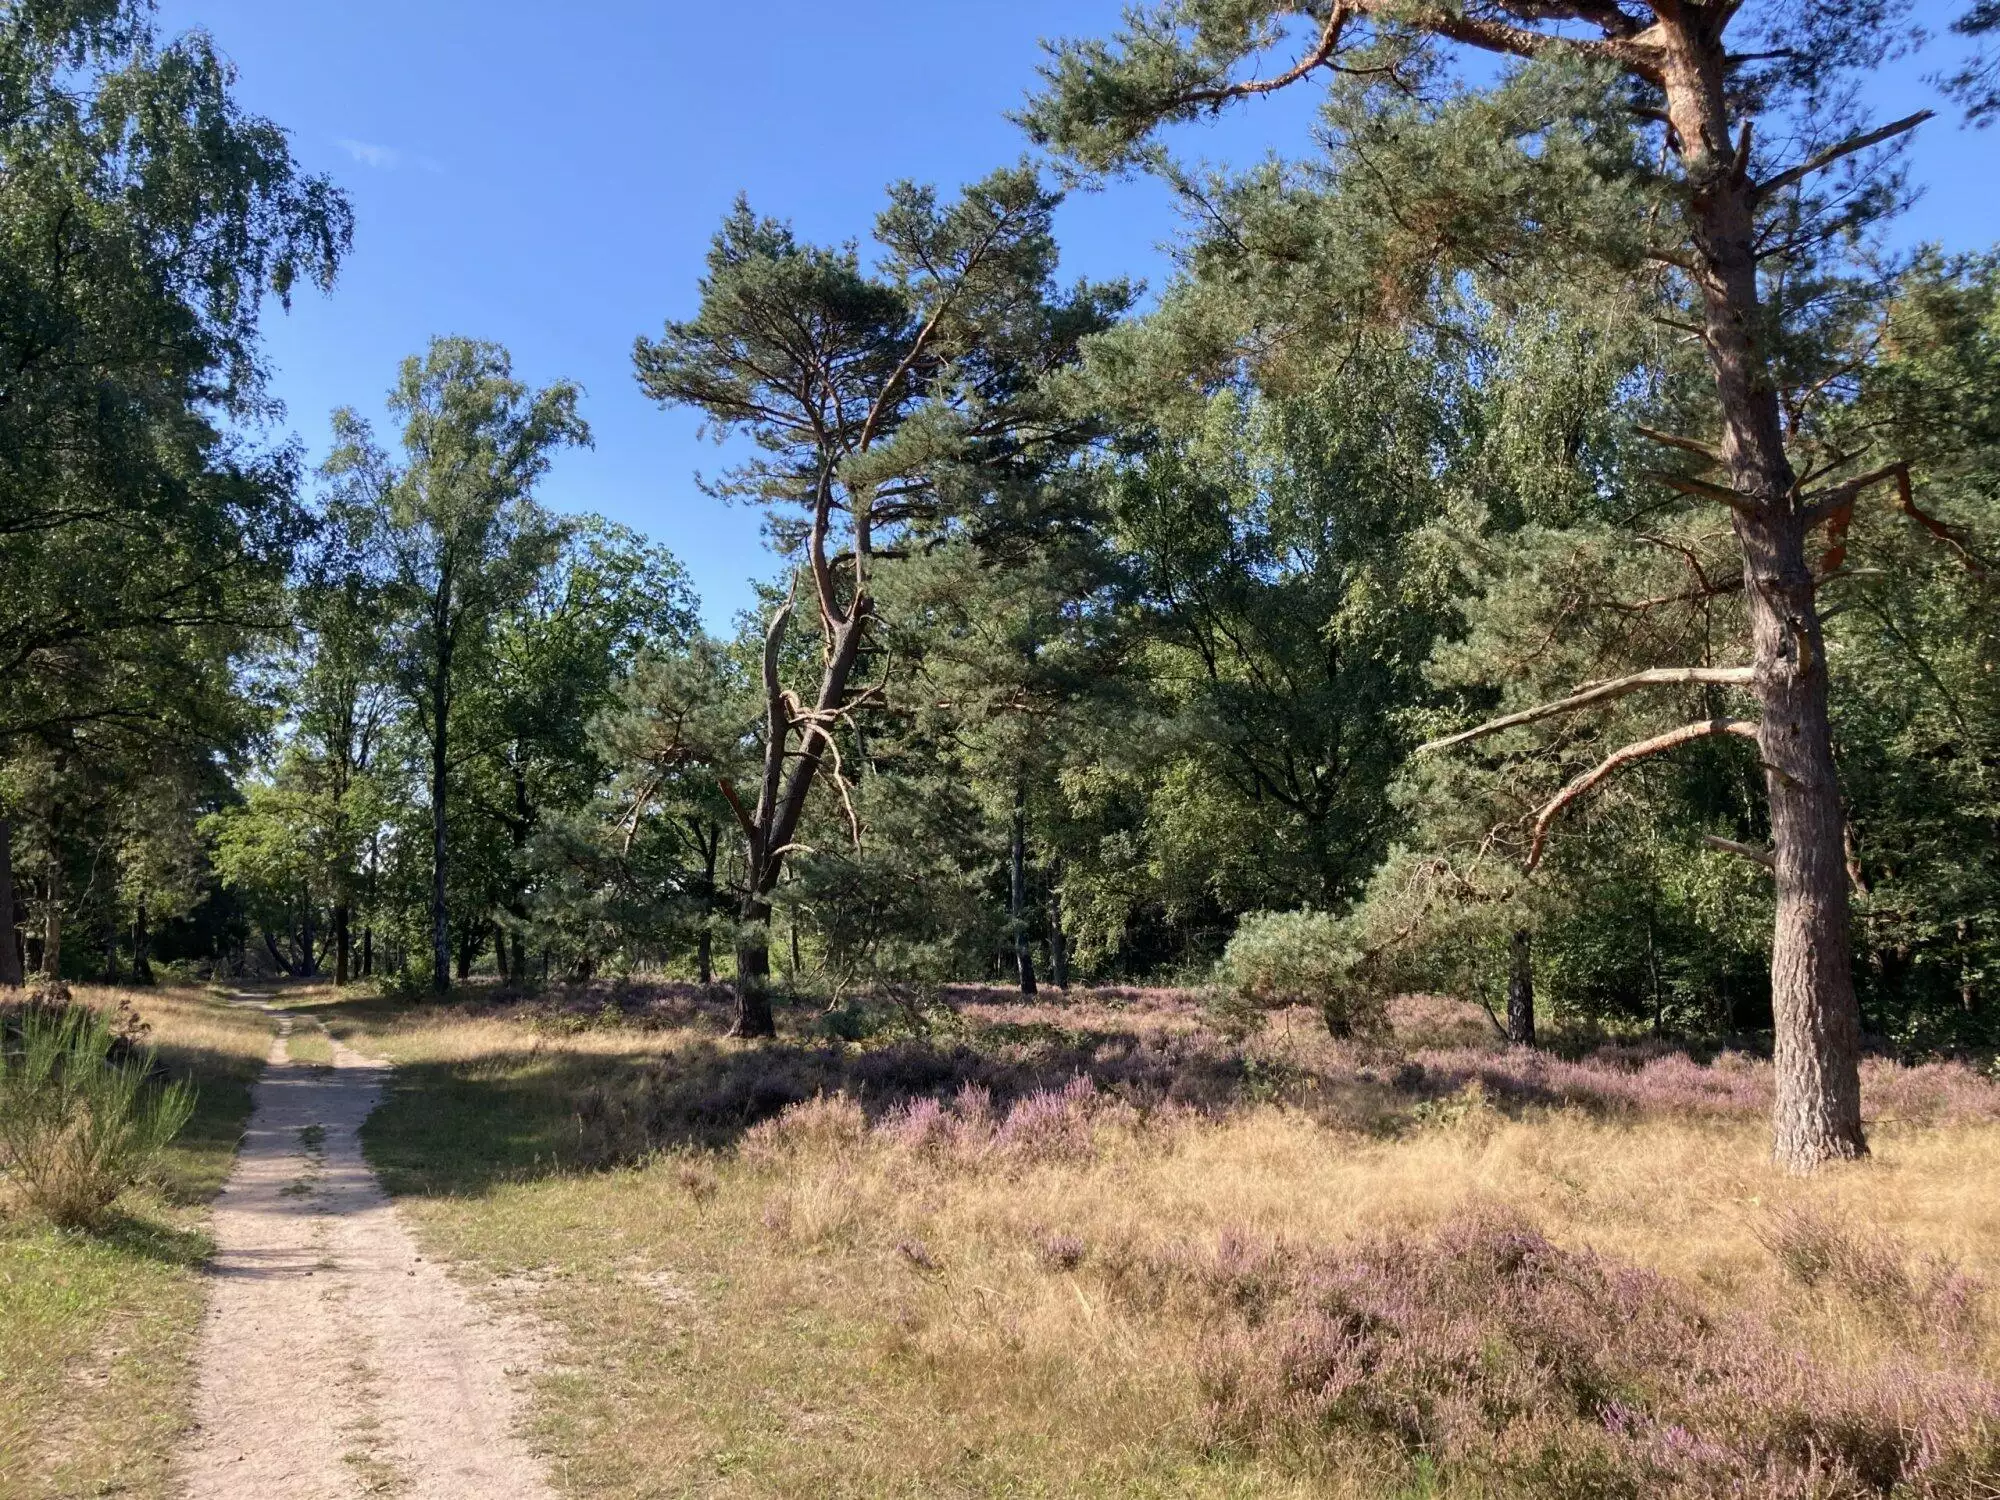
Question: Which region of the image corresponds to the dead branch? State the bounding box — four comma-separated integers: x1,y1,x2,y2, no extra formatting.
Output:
1527,719,1760,871
1420,666,1756,755
1894,468,1995,578
1635,427,1722,467
1701,833,1775,869
1752,111,1934,203
1646,469,1758,516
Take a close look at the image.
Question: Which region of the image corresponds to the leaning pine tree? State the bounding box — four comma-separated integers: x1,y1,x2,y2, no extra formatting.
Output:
633,168,1126,1037
1026,0,1978,1170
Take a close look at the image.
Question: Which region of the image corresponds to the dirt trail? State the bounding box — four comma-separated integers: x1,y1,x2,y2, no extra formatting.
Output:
177,1004,552,1500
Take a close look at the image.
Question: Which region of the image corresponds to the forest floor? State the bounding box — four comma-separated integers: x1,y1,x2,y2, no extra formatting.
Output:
16,980,2000,1497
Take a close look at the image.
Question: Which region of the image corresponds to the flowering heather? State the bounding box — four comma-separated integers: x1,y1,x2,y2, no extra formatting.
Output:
563,984,2000,1165
1183,1212,2000,1497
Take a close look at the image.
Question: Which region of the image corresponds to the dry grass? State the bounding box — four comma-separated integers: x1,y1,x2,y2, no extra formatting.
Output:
0,983,273,1500
337,986,2000,1498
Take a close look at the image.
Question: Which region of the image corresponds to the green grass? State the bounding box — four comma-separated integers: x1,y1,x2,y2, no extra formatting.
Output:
0,985,272,1500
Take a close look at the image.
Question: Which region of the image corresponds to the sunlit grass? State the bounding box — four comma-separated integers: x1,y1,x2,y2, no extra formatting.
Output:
343,989,2000,1497
1,984,273,1499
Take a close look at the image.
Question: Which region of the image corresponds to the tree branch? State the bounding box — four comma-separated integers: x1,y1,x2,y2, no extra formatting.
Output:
1527,719,1760,870
1752,110,1933,202
1635,426,1722,466
1177,4,1353,108
1421,666,1756,754
1701,833,1774,869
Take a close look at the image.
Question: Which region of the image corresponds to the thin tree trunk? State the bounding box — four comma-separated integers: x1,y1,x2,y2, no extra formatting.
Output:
1506,929,1535,1047
334,903,351,985
733,894,775,1037
430,715,450,995
696,830,717,985
300,895,317,979
456,923,479,982
362,925,373,979
493,920,511,985
0,817,21,988
1047,860,1069,991
132,896,153,986
1661,40,1865,1169
41,828,61,981
1011,783,1037,997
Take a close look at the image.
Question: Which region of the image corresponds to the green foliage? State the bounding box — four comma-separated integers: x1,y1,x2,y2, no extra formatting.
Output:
1218,908,1383,1038
0,1005,196,1227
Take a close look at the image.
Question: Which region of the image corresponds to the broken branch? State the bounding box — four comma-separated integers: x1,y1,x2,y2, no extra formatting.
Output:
1753,111,1934,202
1420,666,1756,755
1701,833,1775,870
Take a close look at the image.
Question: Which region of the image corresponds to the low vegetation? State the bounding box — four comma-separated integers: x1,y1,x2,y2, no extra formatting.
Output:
0,985,270,1500
332,983,2000,1497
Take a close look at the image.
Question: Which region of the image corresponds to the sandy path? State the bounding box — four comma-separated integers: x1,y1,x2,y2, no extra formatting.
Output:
177,1006,553,1500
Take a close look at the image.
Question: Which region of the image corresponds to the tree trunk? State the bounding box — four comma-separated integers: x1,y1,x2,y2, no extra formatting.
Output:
0,817,21,988
493,920,511,984
1047,861,1069,991
102,927,118,984
456,924,479,982
41,836,61,980
1660,38,1865,1170
362,925,374,979
299,896,318,978
732,894,776,1038
1506,929,1535,1047
430,720,451,995
1011,784,1037,997
334,902,351,985
132,897,153,986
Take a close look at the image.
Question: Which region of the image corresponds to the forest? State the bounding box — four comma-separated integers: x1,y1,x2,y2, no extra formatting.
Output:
10,2,2000,1496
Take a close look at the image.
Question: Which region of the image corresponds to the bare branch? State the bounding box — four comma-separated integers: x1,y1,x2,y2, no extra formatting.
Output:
1752,111,1933,202
1797,461,1907,528
1527,720,1760,870
1646,469,1759,516
1421,666,1756,755
1177,4,1353,108
1635,426,1722,466
1701,833,1774,869
1893,467,1995,578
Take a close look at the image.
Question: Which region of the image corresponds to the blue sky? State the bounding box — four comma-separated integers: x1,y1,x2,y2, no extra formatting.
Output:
154,1,1999,629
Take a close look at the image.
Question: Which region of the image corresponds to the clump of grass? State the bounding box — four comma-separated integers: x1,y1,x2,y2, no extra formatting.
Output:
1194,1210,2000,1497
1760,1205,1987,1352
0,1004,196,1227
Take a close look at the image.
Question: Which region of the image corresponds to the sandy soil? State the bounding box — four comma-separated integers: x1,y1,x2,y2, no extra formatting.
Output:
177,1006,553,1500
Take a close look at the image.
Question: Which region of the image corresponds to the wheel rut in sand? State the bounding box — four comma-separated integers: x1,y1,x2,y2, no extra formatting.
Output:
178,1002,553,1500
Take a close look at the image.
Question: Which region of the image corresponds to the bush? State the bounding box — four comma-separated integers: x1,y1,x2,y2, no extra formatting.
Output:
1219,909,1385,1039
0,1003,196,1227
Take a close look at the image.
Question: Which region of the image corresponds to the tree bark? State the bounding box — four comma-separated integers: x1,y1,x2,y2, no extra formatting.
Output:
1659,33,1866,1169
334,902,351,985
455,923,479,982
41,827,61,980
493,920,511,984
1506,929,1535,1047
132,897,153,986
733,894,776,1037
0,817,20,988
299,896,318,979
1011,783,1037,997
430,669,451,994
362,925,374,979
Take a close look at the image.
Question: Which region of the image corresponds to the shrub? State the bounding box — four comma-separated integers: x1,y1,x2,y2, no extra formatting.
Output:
0,1003,196,1227
1218,909,1385,1039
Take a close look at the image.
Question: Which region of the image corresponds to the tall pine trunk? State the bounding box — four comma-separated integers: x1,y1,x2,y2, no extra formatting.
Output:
1662,39,1866,1169
1011,784,1037,997
1507,929,1535,1047
0,817,20,988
